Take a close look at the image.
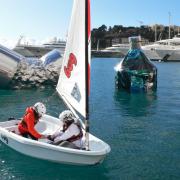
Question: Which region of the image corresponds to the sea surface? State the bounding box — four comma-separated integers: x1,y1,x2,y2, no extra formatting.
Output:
1,58,180,180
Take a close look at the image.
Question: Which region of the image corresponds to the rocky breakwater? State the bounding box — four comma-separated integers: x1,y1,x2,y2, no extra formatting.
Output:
9,49,62,89
10,60,60,89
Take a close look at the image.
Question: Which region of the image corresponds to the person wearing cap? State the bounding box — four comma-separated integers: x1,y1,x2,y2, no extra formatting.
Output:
18,102,47,140
47,110,83,149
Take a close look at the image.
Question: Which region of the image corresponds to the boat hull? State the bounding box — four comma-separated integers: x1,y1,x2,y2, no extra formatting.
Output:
0,115,110,165
0,131,105,165
155,49,180,61
13,45,65,58
96,44,160,60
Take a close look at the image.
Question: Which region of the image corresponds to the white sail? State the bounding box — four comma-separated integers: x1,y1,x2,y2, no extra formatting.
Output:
57,0,91,118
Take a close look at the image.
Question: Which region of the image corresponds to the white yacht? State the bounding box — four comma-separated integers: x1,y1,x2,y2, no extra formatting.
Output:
101,34,180,61
142,36,180,61
102,43,130,55
101,43,160,60
13,37,66,58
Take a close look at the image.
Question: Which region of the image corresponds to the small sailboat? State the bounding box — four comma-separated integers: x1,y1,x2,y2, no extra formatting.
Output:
0,0,110,165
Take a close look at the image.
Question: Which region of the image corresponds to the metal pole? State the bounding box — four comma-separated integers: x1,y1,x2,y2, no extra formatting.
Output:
85,0,89,151
97,39,99,51
155,24,157,42
169,12,171,39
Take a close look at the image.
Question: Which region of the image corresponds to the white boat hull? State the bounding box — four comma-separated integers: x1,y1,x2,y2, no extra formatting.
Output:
101,44,161,60
142,42,180,61
13,44,65,58
142,49,161,60
0,44,23,87
0,115,110,165
155,49,180,61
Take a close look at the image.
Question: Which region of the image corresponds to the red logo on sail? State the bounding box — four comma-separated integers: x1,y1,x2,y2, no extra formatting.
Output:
64,53,77,78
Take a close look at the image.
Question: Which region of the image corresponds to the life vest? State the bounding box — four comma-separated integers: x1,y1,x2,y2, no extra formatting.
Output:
18,107,41,139
20,107,38,128
66,123,83,143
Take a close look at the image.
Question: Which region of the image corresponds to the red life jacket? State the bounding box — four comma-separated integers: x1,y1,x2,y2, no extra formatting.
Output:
18,107,42,139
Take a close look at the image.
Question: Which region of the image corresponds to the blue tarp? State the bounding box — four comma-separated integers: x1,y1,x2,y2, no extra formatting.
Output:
126,49,141,60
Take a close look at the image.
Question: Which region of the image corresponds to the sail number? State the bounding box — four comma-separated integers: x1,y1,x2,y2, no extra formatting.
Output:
64,53,77,78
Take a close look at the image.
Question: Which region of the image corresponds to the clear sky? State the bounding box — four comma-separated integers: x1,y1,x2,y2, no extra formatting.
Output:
0,0,179,46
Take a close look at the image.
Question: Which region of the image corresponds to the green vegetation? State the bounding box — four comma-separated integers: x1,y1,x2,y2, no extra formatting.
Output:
91,24,179,49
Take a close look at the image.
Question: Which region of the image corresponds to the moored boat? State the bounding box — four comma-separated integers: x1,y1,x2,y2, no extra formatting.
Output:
13,36,66,58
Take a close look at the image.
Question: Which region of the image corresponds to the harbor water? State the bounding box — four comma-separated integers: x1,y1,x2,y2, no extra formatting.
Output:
0,58,180,179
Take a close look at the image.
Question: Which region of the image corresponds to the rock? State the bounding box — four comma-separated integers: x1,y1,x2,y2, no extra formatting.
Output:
10,53,62,89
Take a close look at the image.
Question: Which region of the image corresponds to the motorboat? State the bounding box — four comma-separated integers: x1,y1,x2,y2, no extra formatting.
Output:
102,43,130,55
142,34,180,61
43,37,66,54
13,37,66,58
0,0,110,165
100,43,160,60
100,34,180,61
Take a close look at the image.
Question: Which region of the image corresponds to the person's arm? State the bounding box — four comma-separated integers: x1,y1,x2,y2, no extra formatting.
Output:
26,114,42,139
51,130,63,139
53,124,79,143
47,129,63,141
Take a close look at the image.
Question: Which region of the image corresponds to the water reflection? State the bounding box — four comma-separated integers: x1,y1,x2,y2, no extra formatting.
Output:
114,90,157,117
0,145,110,180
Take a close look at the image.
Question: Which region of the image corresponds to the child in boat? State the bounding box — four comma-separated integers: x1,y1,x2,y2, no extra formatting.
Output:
47,110,83,149
18,102,47,140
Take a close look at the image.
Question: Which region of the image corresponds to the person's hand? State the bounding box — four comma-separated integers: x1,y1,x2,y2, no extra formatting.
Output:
47,135,54,141
41,134,48,139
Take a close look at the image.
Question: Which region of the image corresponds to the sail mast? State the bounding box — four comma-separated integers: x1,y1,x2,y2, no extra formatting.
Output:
85,0,90,151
